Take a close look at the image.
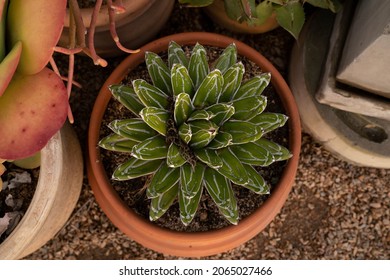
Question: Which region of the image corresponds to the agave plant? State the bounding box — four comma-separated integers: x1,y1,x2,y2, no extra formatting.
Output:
99,41,292,225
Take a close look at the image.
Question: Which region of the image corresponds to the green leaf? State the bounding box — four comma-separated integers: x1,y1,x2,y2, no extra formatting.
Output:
179,184,203,226
231,95,267,120
108,119,157,141
306,0,342,13
109,84,145,116
140,107,169,136
243,164,270,194
167,142,186,168
131,135,168,160
149,184,178,221
207,131,233,149
171,63,194,98
195,149,223,169
178,123,192,144
233,73,271,100
188,43,209,89
112,158,162,180
206,103,235,126
255,0,274,25
250,112,288,135
192,69,223,108
189,120,219,149
275,2,305,40
98,133,138,153
204,168,239,225
217,148,249,186
178,0,214,7
133,79,170,109
221,120,262,144
219,62,245,102
180,163,205,198
174,92,193,126
168,41,189,69
255,138,292,162
213,43,237,74
187,109,215,121
147,162,180,198
223,0,248,22
230,142,274,166
145,51,172,94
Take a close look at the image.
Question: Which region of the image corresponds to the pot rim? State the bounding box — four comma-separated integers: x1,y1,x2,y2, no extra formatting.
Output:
87,31,301,257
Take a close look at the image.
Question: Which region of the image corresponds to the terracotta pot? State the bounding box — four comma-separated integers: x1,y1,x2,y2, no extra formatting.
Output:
87,32,301,257
59,0,175,57
204,0,279,34
0,122,83,259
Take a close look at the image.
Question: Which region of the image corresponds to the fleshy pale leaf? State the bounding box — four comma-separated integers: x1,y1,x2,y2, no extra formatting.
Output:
221,120,262,144
145,51,172,94
140,107,169,136
99,133,138,153
180,163,205,198
179,184,203,226
149,184,179,221
195,149,223,169
0,68,67,159
131,135,168,160
167,142,186,168
108,119,157,141
204,168,239,225
217,148,249,186
178,123,192,144
206,103,235,126
112,158,162,180
192,69,223,108
147,162,180,198
255,0,274,25
230,142,274,166
219,62,245,102
275,2,305,40
250,112,288,135
7,0,66,75
0,42,22,97
174,92,193,126
171,64,194,98
233,73,271,100
188,43,209,89
255,138,292,162
242,164,270,194
213,43,237,74
168,41,189,69
109,84,144,116
133,79,169,109
189,120,219,149
231,96,267,120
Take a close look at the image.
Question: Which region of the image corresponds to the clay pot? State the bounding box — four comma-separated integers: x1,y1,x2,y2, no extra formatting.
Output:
0,123,83,259
87,32,301,257
59,0,175,57
204,0,279,34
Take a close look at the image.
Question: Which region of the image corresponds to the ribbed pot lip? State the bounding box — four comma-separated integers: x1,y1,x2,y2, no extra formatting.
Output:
87,32,301,257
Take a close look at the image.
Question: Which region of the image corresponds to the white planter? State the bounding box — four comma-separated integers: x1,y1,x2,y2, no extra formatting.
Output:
0,122,83,259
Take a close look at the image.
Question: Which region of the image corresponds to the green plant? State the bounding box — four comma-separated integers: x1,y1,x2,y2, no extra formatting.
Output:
179,0,341,39
0,0,137,161
99,41,292,225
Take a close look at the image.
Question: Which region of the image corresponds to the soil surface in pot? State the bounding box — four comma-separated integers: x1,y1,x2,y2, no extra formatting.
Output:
69,0,107,9
99,45,290,232
0,163,39,243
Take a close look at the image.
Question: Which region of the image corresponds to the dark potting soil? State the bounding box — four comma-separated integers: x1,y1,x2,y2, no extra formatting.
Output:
0,163,39,243
99,45,289,232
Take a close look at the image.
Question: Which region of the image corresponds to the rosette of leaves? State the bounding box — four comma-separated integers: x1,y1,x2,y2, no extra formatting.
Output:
99,41,292,225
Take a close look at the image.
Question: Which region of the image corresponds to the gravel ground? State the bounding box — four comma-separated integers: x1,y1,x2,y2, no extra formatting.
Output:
25,3,389,260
